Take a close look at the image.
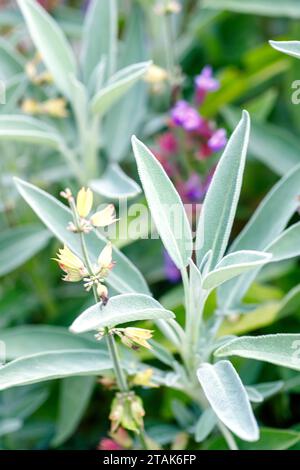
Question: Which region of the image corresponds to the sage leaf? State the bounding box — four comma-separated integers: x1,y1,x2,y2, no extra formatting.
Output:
0,225,51,276
270,40,300,59
70,293,174,333
196,110,250,269
194,408,217,443
90,163,141,199
202,250,272,290
17,0,77,98
203,0,300,18
215,334,300,371
132,136,193,269
81,0,117,82
91,62,151,116
197,360,259,441
0,350,112,391
51,376,95,447
0,326,99,360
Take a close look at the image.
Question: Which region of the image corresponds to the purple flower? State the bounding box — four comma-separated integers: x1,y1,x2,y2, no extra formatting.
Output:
171,100,202,132
182,173,204,202
207,128,227,152
163,250,181,283
195,66,219,103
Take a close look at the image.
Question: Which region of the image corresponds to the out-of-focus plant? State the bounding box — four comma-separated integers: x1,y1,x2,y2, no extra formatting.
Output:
0,0,150,196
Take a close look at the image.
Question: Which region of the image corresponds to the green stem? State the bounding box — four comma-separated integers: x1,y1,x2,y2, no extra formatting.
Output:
70,199,129,394
218,422,238,450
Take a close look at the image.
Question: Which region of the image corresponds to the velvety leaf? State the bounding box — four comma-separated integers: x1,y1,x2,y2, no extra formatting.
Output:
0,225,51,276
218,164,300,311
215,335,300,371
202,250,271,290
17,0,77,98
0,350,112,391
132,136,193,269
0,419,22,437
91,62,150,116
194,408,217,443
70,293,175,333
51,376,95,447
90,164,141,199
196,110,250,269
223,107,300,175
203,0,300,18
0,326,99,360
270,40,300,59
81,0,117,82
197,360,259,441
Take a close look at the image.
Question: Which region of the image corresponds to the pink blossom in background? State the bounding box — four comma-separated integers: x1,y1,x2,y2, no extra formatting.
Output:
195,65,220,104
171,100,203,132
158,132,178,155
207,128,227,152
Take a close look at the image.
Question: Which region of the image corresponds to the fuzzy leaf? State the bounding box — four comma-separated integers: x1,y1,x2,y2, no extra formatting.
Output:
132,136,193,269
17,0,76,98
270,40,300,59
70,293,174,333
0,350,112,391
215,334,300,371
197,360,259,441
0,225,51,276
196,110,250,269
202,250,271,290
91,62,150,116
81,0,117,82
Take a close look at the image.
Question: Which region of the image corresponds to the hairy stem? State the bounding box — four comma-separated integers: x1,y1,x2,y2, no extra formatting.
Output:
218,422,238,450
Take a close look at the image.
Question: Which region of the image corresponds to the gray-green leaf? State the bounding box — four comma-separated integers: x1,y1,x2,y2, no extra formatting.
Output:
91,62,151,116
215,335,300,371
81,0,117,82
17,0,77,98
0,350,112,391
0,225,51,276
202,250,272,290
70,293,174,333
270,40,300,59
197,360,259,441
196,110,250,269
132,136,193,269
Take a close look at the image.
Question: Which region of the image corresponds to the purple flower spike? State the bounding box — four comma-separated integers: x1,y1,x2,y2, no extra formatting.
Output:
171,100,202,132
163,250,181,283
195,66,219,103
207,128,227,152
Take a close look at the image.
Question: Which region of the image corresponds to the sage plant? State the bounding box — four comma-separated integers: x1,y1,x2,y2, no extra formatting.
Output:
2,108,300,449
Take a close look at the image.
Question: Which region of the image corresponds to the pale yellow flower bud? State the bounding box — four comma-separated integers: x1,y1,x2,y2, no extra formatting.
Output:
144,65,168,84
76,187,93,218
122,327,153,350
21,99,40,115
41,98,68,118
132,368,158,388
98,242,113,270
90,204,118,227
53,245,86,282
